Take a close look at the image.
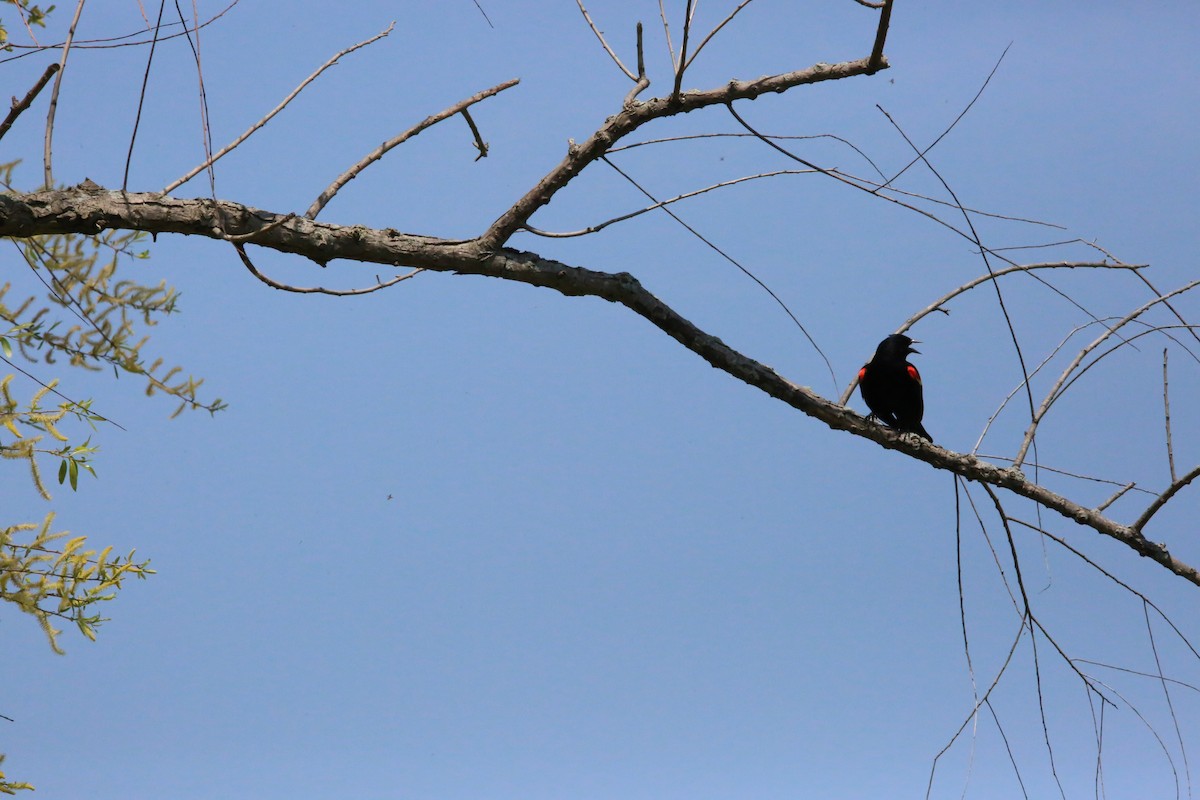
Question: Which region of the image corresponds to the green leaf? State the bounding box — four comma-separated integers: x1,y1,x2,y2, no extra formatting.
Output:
0,337,9,358
57,459,68,485
68,459,79,490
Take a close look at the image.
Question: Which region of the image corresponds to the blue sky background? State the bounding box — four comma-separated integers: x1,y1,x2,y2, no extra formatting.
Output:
3,2,1199,798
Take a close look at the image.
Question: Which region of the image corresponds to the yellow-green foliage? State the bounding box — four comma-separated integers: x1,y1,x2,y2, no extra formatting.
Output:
0,374,75,498
0,513,152,654
0,753,34,794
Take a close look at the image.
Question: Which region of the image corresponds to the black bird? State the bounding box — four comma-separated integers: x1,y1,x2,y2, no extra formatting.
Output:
858,333,932,442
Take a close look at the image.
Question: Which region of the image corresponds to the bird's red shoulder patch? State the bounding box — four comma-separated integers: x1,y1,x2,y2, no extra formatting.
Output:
907,364,921,383
857,366,868,381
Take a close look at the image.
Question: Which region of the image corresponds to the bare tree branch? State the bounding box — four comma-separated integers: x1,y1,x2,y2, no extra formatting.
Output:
4,185,1197,586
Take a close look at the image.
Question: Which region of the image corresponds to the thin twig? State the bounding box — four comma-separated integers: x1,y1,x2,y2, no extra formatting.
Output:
44,0,87,188
469,0,494,28
1162,348,1176,483
973,319,1194,456
0,351,124,430
611,131,888,179
879,41,1008,191
125,0,167,191
173,0,216,200
985,484,1110,701
600,155,838,392
575,0,636,81
1065,325,1200,394
684,0,756,71
926,621,1027,800
623,22,650,107
1144,602,1193,797
0,63,60,143
953,476,986,800
1134,268,1200,349
724,105,1034,271
164,23,395,194
224,212,296,244
987,700,1030,800
1010,515,1200,663
1073,658,1200,694
671,0,697,100
234,243,423,295
0,0,240,65
521,170,816,237
10,0,42,43
1013,280,1200,468
1095,483,1136,513
306,78,519,220
658,0,676,69
976,453,1151,495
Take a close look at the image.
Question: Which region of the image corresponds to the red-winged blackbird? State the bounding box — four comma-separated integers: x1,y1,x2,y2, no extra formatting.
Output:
858,333,932,442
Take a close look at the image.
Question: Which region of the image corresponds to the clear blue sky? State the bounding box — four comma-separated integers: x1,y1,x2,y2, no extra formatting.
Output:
3,2,1199,798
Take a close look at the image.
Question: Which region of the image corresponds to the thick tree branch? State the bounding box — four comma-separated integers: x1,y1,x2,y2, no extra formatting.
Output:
2,185,1195,587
